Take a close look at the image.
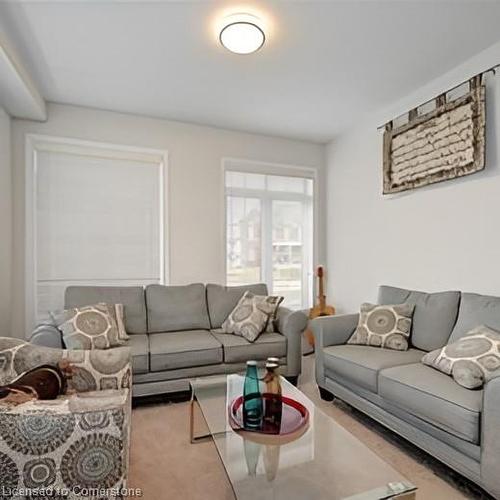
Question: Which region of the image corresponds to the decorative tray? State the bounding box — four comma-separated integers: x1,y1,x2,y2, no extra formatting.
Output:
228,393,310,445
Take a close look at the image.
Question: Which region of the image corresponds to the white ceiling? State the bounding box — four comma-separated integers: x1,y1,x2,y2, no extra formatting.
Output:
2,0,500,142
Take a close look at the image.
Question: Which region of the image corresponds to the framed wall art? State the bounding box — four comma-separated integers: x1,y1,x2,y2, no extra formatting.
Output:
383,75,486,194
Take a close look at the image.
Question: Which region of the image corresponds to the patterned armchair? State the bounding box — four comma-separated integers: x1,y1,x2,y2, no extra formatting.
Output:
0,337,132,498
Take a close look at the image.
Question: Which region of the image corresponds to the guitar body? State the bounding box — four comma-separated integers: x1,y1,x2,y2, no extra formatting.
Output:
309,304,336,319
306,266,335,346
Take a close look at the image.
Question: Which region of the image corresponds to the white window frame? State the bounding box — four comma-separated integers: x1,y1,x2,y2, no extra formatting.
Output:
222,157,318,308
25,134,169,330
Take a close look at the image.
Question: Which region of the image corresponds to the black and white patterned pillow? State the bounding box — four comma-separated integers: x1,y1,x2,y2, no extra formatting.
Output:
348,302,414,351
422,325,500,389
222,291,283,342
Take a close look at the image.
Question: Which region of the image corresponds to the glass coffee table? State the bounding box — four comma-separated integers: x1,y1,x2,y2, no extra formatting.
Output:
190,374,417,500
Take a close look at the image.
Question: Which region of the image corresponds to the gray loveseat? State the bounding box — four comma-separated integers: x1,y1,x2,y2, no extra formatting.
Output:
312,285,500,498
30,283,308,397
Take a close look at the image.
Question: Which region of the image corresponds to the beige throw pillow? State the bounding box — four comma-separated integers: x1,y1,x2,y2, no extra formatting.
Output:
107,303,129,342
422,325,500,389
51,303,126,350
222,291,283,342
255,294,281,333
348,302,414,351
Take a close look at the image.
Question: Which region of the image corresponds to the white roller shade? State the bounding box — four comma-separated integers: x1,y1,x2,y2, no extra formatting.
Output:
34,145,165,321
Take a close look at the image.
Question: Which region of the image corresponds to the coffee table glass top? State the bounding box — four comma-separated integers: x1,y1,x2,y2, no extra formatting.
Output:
190,374,416,500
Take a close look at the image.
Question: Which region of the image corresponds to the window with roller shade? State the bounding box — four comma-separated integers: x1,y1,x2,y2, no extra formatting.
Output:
27,137,166,325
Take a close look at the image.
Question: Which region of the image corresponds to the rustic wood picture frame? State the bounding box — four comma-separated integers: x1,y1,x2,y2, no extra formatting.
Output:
383,77,486,194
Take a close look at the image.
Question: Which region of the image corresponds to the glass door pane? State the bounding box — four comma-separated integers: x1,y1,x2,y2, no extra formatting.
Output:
272,200,306,309
226,196,262,285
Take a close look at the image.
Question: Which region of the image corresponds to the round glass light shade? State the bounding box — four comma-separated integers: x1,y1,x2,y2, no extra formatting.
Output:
220,16,265,54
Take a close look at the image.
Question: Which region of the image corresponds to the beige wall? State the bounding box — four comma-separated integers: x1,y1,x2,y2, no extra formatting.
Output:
0,107,12,335
12,103,325,338
326,41,500,313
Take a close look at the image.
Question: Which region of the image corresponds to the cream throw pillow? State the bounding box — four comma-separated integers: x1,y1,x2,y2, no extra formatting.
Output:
348,302,414,351
222,291,283,342
422,325,500,389
256,294,281,333
108,303,129,342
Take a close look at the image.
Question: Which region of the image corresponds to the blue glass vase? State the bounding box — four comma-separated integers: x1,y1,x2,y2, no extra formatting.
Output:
243,360,263,430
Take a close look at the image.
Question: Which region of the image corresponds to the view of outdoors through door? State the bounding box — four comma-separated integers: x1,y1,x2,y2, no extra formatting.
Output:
226,169,314,309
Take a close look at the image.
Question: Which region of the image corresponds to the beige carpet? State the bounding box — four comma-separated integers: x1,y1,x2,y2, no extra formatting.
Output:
128,356,488,500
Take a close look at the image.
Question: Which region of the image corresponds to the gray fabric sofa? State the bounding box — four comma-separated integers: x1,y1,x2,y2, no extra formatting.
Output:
30,283,308,398
311,285,500,498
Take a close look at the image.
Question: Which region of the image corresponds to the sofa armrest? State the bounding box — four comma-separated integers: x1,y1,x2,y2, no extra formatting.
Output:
310,313,359,348
29,324,63,348
276,307,308,378
311,313,359,388
481,375,500,498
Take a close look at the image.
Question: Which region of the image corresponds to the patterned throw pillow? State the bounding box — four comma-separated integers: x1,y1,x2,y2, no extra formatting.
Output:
222,291,284,342
51,304,126,350
422,325,500,389
348,302,414,351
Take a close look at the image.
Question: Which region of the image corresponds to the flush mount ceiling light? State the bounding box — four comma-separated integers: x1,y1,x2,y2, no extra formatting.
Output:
219,14,265,54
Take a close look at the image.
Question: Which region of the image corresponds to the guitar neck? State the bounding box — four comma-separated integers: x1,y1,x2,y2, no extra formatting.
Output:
318,273,326,307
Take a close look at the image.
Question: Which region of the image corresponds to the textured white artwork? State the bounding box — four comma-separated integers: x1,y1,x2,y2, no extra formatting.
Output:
383,82,485,194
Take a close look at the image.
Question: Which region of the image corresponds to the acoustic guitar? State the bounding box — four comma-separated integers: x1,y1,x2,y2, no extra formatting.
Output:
305,266,335,346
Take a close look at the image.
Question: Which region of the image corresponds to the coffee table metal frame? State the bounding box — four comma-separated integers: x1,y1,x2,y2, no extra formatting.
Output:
189,387,228,444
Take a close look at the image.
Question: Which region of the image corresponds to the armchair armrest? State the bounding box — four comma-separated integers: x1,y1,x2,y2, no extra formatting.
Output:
310,313,359,348
65,346,132,393
29,324,63,348
481,375,500,498
0,388,131,490
1,337,131,393
311,313,359,388
276,307,308,378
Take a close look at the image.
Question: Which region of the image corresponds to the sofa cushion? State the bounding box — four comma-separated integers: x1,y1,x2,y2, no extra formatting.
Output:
449,292,500,343
149,330,222,372
146,284,210,333
65,286,147,335
206,283,268,329
379,363,482,444
323,345,424,393
211,329,286,363
378,285,460,351
127,334,149,374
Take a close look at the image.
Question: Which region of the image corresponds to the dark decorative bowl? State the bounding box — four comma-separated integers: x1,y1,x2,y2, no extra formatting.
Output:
229,393,310,445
